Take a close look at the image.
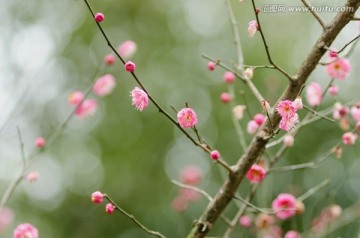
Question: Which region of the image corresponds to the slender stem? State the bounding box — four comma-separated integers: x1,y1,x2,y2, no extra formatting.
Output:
297,179,330,202
82,0,233,173
336,34,360,54
250,0,293,82
104,195,167,238
224,0,243,67
303,105,335,123
300,0,327,30
202,54,265,105
233,195,271,214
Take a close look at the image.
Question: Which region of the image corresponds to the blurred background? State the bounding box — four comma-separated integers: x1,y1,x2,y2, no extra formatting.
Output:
0,0,359,237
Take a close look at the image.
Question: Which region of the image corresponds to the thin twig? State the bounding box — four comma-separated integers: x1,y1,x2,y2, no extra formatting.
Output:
300,0,327,30
297,179,330,202
336,34,360,54
250,0,293,82
104,195,167,238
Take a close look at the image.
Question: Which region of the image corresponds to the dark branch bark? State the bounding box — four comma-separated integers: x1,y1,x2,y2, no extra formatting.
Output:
187,1,360,237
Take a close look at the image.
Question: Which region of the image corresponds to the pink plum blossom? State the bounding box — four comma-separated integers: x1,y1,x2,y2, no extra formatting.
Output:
247,120,260,134
68,91,84,106
325,58,351,80
105,203,116,214
253,113,265,126
177,108,198,128
342,132,358,145
223,71,235,84
25,172,39,183
93,74,116,97
35,137,45,148
328,85,339,96
351,102,360,122
75,99,97,118
248,20,258,37
210,150,220,160
246,164,266,183
124,61,136,72
285,230,301,238
239,215,252,228
279,113,299,132
130,87,149,111
276,100,296,119
171,196,187,212
306,82,322,106
180,165,202,185
333,102,349,120
118,40,137,59
104,54,116,65
207,61,216,71
293,97,303,110
220,92,232,104
94,13,104,23
255,213,275,229
13,223,38,238
179,188,201,202
91,191,104,204
272,193,297,220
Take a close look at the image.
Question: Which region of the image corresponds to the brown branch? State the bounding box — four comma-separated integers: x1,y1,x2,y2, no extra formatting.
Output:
187,1,360,237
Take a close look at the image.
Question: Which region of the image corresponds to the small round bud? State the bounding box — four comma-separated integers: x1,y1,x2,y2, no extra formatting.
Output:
35,137,46,148
223,71,235,84
283,134,295,147
105,203,116,214
124,61,136,72
104,54,116,66
255,8,261,14
210,150,220,160
295,200,305,215
220,93,232,104
95,13,105,23
91,191,104,204
329,50,338,58
207,62,216,71
25,172,39,183
244,68,254,79
239,215,252,228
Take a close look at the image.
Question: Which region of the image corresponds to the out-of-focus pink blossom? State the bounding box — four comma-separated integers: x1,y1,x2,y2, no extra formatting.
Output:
328,85,339,96
91,191,104,204
171,196,187,212
180,165,202,185
232,105,246,120
118,40,137,59
247,120,260,134
306,82,322,106
332,102,349,120
35,137,46,148
220,92,232,104
0,208,14,235
285,230,301,238
283,134,295,147
104,54,116,66
223,71,236,84
93,74,116,97
239,215,252,228
207,61,216,71
179,188,201,202
325,58,351,80
342,132,358,145
68,91,84,106
253,114,265,126
248,20,258,37
255,213,275,229
272,193,297,220
75,99,97,118
13,223,38,238
351,102,360,122
246,164,266,184
105,203,116,214
25,172,39,183
244,68,254,79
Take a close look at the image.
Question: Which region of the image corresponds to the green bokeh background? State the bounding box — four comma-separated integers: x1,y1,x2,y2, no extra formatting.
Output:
0,0,359,237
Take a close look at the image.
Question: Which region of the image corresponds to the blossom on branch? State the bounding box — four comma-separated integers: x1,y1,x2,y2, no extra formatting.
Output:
93,74,116,97
272,193,297,220
325,58,351,80
177,108,198,128
130,87,149,111
13,223,38,238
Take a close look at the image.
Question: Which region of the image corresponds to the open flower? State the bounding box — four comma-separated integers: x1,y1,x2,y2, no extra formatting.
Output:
325,58,351,80
177,108,198,128
272,193,297,220
248,20,258,37
130,87,149,111
306,82,322,106
246,164,266,183
93,74,116,96
13,223,38,238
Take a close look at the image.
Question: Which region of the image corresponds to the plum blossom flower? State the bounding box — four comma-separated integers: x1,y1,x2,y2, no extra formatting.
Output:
276,100,296,119
104,54,116,66
246,164,266,183
13,223,38,238
332,102,349,120
68,91,84,106
93,74,116,97
179,188,201,202
25,172,39,183
0,208,14,235
325,58,351,80
232,105,246,120
130,87,149,111
279,113,299,132
118,40,137,59
35,137,45,148
342,132,358,145
239,215,252,228
248,20,258,37
124,61,136,72
75,99,97,118
328,85,339,96
285,230,301,238
171,196,187,212
180,165,202,185
207,61,216,71
247,120,260,134
283,134,295,147
272,193,297,220
306,82,323,106
223,71,235,84
244,68,254,79
105,203,116,214
220,92,232,104
177,108,198,128
210,150,220,160
351,102,360,122
91,191,104,204
94,13,104,22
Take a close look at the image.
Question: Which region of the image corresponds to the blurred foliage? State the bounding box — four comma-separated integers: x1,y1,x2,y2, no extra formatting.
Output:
0,0,359,237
